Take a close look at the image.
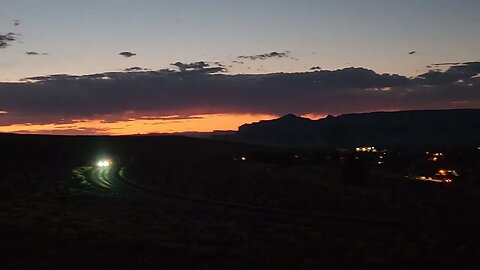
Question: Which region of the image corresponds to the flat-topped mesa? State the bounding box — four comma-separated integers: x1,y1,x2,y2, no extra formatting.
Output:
236,109,480,147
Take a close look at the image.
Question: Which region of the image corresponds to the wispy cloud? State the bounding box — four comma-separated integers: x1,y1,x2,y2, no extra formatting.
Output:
432,62,461,67
25,51,48,56
119,51,136,57
170,61,226,73
0,32,18,49
238,51,291,60
13,127,111,136
124,67,151,72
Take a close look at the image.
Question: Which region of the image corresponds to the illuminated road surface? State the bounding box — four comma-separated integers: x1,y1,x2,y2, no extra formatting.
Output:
91,167,113,189
87,166,148,198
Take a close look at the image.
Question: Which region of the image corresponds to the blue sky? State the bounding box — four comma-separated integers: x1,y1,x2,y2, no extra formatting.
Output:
1,0,479,81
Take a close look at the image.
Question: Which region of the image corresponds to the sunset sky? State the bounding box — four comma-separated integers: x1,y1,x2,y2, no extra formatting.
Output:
1,0,480,135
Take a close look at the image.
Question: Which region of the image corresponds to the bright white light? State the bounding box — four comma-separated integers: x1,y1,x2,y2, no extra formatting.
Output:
96,160,112,167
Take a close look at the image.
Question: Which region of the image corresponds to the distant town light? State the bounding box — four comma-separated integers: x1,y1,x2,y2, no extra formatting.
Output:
414,175,452,184
241,157,247,161
355,146,377,153
436,169,459,177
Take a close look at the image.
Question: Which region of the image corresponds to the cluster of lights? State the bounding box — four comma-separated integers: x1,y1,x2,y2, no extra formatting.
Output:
427,152,444,162
411,168,458,184
415,176,452,184
96,160,112,168
436,169,459,177
355,146,377,152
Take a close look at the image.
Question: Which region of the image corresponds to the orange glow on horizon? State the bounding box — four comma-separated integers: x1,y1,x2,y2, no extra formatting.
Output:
301,113,327,120
0,113,277,135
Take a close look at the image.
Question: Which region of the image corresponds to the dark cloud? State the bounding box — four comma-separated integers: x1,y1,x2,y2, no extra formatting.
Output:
416,62,480,85
170,61,226,73
310,66,322,71
238,51,291,61
0,32,18,49
119,51,136,57
0,64,479,126
409,51,416,55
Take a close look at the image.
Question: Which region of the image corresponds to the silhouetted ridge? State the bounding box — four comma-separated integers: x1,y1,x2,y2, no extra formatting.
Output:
279,113,301,119
236,109,480,147
238,114,316,146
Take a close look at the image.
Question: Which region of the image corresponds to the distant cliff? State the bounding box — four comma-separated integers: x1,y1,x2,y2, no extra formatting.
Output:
234,109,480,147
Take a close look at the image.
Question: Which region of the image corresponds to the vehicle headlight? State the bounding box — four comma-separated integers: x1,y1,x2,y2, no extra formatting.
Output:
96,159,112,167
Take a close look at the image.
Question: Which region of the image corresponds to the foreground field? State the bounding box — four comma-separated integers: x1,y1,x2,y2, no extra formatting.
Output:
1,134,479,269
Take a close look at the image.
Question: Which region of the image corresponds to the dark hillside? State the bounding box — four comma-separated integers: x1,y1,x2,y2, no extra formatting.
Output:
236,109,480,147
